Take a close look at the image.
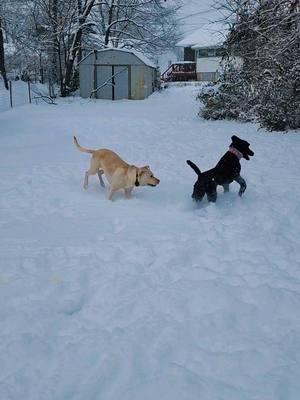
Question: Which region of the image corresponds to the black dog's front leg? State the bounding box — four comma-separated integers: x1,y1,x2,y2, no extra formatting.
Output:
234,175,247,196
223,183,230,193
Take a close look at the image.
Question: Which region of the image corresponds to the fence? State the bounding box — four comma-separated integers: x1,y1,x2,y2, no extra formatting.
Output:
0,79,55,113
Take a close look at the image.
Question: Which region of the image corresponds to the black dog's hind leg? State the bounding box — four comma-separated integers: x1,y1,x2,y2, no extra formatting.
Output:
192,181,206,202
207,192,217,202
206,180,217,203
234,175,247,196
223,183,230,193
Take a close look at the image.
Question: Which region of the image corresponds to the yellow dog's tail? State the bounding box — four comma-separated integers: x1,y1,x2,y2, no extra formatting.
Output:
73,136,95,154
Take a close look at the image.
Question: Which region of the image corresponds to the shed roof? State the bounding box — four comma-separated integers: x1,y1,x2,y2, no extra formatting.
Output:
79,48,157,68
176,23,226,49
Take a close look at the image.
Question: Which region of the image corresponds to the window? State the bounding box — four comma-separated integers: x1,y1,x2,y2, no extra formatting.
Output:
207,48,215,57
197,47,224,58
198,49,208,57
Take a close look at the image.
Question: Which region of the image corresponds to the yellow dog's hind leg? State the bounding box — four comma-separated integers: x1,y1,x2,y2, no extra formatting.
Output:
97,169,105,188
84,158,100,189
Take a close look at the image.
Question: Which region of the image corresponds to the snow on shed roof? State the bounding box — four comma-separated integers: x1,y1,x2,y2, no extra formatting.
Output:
80,48,157,68
176,23,226,49
127,48,157,68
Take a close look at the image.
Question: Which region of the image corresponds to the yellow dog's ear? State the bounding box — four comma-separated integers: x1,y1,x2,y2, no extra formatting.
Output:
138,166,150,176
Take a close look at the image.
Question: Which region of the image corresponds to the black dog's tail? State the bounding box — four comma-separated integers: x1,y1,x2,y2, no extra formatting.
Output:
186,160,201,176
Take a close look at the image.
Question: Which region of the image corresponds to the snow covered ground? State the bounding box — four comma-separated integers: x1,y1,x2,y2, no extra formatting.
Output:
1,86,300,400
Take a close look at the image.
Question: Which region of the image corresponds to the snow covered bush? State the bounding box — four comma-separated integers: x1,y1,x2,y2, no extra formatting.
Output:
197,66,256,123
257,67,300,131
199,0,300,132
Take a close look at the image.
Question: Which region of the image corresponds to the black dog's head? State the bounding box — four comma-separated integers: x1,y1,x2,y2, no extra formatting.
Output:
230,135,254,160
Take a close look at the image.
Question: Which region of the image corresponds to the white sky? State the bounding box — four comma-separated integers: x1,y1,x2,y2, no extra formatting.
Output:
178,0,222,34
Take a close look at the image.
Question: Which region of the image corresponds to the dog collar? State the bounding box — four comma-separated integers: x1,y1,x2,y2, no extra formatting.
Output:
229,146,243,160
135,170,140,186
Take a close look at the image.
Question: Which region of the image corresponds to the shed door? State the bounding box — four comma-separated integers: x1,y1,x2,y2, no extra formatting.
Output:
114,66,129,100
96,66,113,99
96,65,129,100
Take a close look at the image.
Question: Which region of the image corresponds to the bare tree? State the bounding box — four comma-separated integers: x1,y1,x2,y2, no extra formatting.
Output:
90,0,182,55
0,0,182,96
62,0,96,96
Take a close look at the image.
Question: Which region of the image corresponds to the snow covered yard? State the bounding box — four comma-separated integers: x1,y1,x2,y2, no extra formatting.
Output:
1,86,300,400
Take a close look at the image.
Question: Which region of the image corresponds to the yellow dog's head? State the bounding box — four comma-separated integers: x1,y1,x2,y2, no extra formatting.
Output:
136,166,160,187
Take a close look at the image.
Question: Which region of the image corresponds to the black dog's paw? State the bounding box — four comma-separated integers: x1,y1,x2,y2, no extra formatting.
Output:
238,183,247,197
234,176,247,197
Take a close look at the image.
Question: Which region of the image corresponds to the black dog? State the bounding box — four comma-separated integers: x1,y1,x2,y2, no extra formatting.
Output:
187,135,254,203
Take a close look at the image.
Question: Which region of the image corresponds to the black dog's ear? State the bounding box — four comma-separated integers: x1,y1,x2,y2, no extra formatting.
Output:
231,135,239,143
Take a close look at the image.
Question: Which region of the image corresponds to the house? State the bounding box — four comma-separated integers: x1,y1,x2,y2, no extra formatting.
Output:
79,48,159,100
175,24,226,82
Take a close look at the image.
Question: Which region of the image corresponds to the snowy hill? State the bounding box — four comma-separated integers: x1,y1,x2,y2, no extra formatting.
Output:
1,86,300,399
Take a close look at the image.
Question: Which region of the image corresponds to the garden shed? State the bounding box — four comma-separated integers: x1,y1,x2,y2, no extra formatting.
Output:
79,48,158,100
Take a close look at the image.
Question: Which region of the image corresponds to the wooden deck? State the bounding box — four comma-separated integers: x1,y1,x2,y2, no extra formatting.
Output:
161,62,197,82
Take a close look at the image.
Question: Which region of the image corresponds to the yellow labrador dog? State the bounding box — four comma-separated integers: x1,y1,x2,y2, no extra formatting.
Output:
73,136,160,200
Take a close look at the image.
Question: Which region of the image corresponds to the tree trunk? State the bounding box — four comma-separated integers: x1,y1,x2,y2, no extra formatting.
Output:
104,1,115,46
0,18,9,90
50,0,58,86
62,29,83,96
77,0,83,64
